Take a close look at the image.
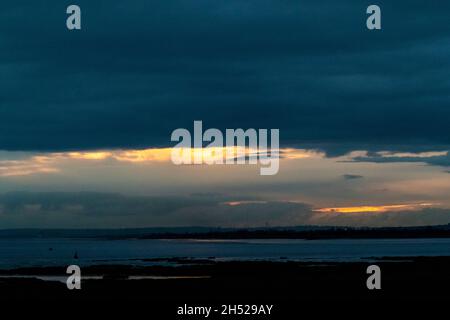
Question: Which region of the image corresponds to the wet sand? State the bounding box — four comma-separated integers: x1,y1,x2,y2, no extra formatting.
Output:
1,256,449,317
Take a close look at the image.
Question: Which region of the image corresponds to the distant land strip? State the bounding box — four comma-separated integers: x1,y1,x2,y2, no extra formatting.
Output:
1,224,450,240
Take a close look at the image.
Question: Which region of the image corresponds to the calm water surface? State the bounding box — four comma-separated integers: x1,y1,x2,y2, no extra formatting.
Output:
1,238,450,269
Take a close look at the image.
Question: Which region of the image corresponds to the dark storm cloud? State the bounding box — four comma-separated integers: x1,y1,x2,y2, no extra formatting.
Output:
0,191,218,216
0,191,313,228
1,1,450,154
342,174,364,180
351,152,450,168
1,192,449,228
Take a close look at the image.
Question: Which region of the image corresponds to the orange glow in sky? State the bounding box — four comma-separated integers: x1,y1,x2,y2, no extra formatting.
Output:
314,203,434,213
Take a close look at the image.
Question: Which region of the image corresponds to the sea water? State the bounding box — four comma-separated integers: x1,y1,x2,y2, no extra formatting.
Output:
1,238,450,269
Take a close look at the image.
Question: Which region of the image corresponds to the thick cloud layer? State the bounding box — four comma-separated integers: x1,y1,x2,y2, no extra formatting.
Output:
0,192,312,228
1,192,449,228
1,1,450,154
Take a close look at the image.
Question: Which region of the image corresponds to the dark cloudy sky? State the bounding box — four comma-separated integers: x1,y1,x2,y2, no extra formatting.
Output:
0,0,449,228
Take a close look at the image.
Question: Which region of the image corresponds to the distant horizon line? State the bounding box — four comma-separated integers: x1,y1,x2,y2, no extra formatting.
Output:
1,224,449,232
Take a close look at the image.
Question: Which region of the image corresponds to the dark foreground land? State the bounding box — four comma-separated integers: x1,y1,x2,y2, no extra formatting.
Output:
1,256,450,317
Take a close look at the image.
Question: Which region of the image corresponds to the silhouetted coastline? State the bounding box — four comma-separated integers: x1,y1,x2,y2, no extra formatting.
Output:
1,224,450,240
